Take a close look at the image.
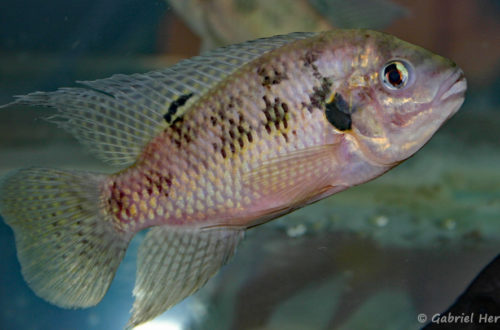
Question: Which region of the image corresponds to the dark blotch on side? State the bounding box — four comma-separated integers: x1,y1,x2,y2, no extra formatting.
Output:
261,96,290,142
163,93,194,123
257,65,288,87
325,93,352,131
304,50,322,80
143,170,173,197
303,50,318,66
211,103,253,159
308,78,332,113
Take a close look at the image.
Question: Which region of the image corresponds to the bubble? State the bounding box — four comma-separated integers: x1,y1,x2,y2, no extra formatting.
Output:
442,218,456,230
286,224,307,238
373,215,389,227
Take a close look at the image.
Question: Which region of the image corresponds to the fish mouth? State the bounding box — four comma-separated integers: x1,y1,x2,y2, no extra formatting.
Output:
437,68,467,104
435,68,467,124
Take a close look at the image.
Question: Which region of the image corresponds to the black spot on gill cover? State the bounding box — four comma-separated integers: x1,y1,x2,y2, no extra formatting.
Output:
163,93,194,123
325,93,352,131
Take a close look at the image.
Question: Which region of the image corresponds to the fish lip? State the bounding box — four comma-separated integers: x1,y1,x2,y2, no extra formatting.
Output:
437,68,467,103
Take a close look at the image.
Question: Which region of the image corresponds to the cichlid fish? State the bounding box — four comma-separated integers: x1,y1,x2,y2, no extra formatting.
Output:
0,30,466,328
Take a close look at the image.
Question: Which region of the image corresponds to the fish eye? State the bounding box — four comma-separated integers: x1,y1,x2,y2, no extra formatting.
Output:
380,60,412,90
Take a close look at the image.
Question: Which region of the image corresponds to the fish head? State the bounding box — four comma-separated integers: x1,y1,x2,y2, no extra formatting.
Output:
332,31,467,166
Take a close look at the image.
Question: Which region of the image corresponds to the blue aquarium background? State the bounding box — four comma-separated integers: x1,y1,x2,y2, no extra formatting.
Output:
1,0,500,329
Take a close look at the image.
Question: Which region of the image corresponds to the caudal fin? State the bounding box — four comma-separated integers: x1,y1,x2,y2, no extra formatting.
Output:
0,168,131,308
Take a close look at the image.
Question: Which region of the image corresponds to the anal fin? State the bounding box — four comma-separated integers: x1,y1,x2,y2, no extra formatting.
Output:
127,226,244,328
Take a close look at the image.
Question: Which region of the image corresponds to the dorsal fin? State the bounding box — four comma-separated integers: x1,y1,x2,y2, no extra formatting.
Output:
3,32,316,167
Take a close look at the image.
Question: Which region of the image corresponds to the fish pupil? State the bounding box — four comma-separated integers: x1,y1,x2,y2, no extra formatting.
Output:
386,64,402,86
325,93,351,131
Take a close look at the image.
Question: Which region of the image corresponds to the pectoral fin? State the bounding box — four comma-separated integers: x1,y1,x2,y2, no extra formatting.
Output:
127,226,244,328
242,144,338,205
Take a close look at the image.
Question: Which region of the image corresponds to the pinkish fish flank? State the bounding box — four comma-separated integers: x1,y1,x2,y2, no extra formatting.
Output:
0,30,466,328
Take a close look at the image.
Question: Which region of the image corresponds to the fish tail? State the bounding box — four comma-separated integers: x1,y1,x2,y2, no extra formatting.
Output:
0,167,131,308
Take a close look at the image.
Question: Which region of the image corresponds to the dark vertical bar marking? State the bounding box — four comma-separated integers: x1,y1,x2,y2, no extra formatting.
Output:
163,93,194,123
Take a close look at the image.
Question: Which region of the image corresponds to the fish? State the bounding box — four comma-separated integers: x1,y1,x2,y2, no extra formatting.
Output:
0,29,466,328
168,0,406,51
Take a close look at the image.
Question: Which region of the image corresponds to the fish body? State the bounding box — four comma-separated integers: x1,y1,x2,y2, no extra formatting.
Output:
109,34,359,232
0,30,466,328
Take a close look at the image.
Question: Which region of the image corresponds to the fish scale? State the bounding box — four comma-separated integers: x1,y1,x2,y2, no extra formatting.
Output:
105,43,333,233
0,30,466,328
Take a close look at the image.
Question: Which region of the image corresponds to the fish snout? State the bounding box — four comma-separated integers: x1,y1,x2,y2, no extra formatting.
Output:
439,68,467,103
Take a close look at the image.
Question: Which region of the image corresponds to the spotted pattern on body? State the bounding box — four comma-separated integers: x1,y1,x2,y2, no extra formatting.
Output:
105,169,174,232
262,95,291,142
0,31,467,329
104,40,336,230
257,64,289,87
